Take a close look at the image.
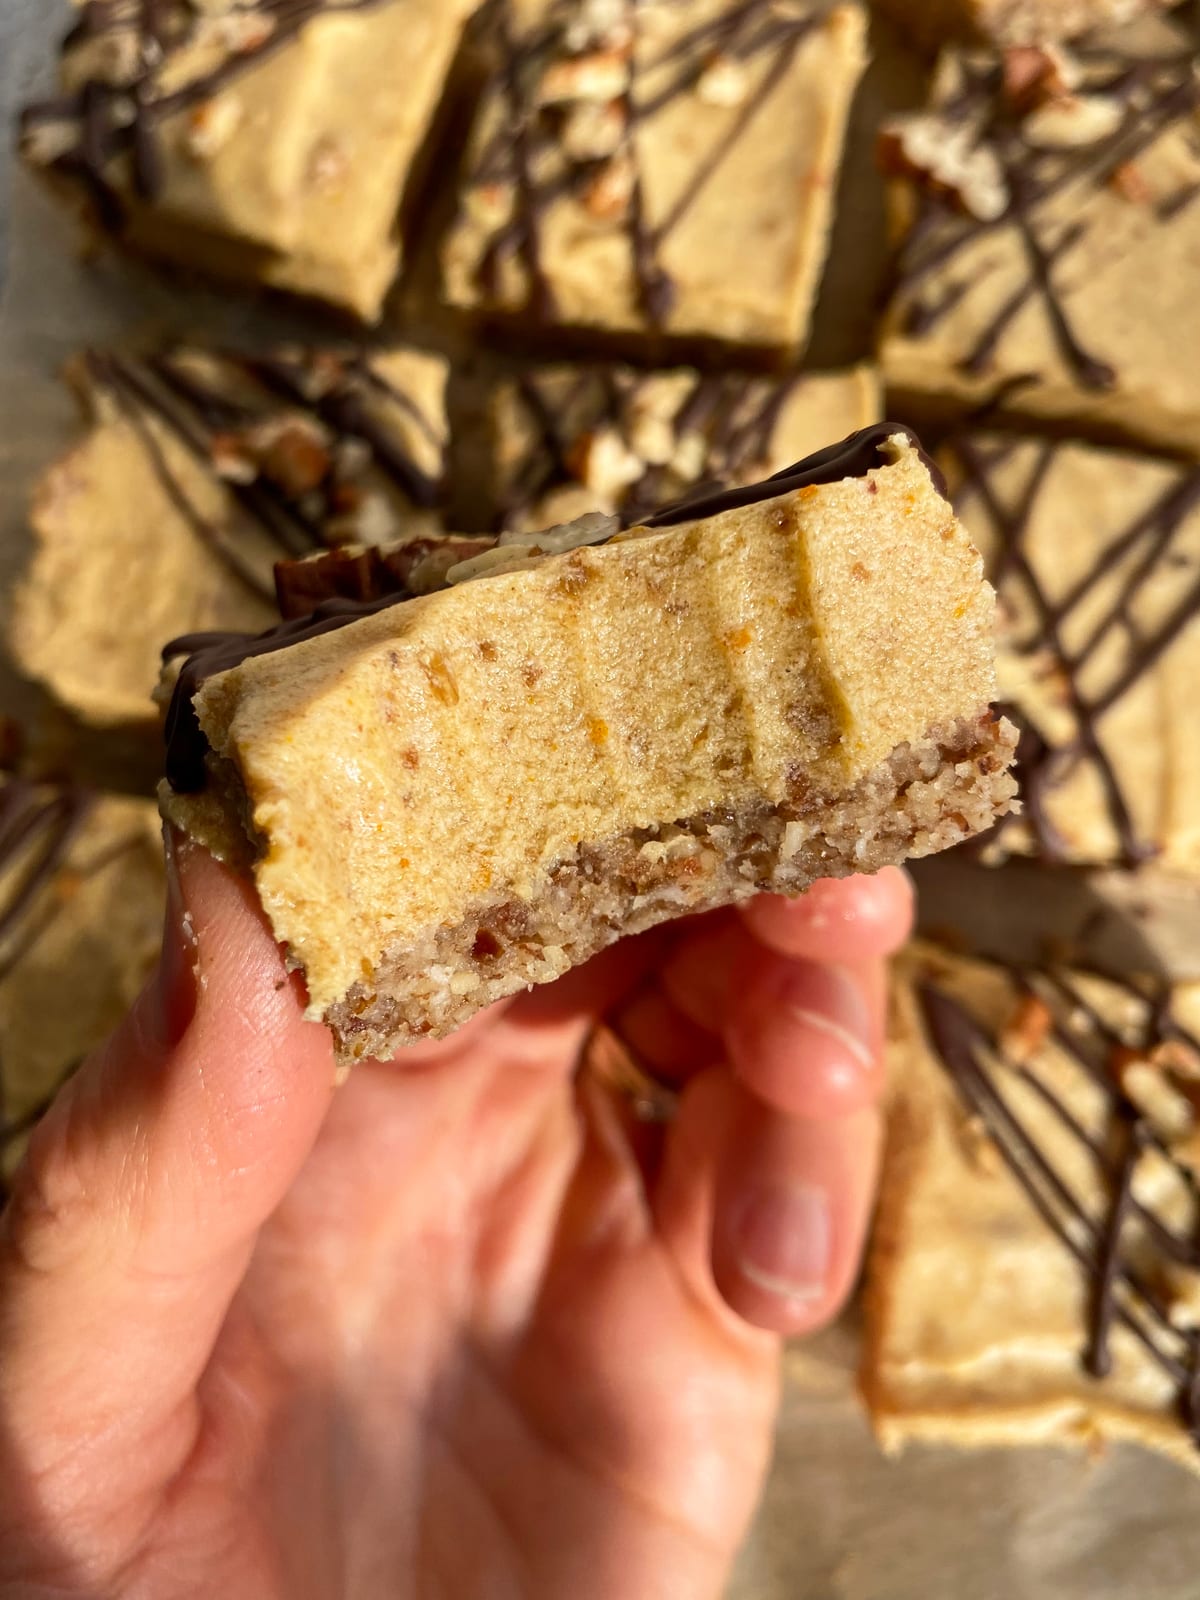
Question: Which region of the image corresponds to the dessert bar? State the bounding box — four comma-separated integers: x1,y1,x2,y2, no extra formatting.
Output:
19,0,476,319
442,0,868,357
865,941,1200,1476
158,427,1016,1063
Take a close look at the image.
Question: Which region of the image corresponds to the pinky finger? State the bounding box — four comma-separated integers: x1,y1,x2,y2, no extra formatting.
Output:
710,1087,881,1336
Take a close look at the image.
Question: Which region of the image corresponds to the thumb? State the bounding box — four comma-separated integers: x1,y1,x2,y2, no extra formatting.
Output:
0,831,334,1535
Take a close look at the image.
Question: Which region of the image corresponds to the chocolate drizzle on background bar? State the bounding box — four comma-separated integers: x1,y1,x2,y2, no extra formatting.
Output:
76,345,445,603
948,433,1200,865
474,0,828,327
20,0,389,227
893,39,1200,390
0,781,95,1202
921,972,1200,1441
162,421,930,792
502,366,814,529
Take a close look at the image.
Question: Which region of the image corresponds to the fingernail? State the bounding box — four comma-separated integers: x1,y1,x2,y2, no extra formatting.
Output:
734,1182,831,1303
151,826,200,1049
784,965,875,1072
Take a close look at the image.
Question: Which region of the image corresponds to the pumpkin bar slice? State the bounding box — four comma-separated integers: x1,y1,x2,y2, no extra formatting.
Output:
12,342,450,727
18,0,477,320
864,940,1200,1476
441,0,868,358
877,20,1200,457
159,426,1017,1064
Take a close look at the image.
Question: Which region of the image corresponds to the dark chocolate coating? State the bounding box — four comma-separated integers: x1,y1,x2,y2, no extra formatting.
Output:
274,535,497,619
642,421,943,523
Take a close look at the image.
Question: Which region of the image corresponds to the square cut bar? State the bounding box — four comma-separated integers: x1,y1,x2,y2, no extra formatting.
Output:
489,362,880,532
0,780,164,1185
441,0,868,357
940,432,1200,876
873,0,1179,48
159,428,1017,1064
877,23,1200,457
19,0,476,320
12,343,450,727
864,941,1200,1477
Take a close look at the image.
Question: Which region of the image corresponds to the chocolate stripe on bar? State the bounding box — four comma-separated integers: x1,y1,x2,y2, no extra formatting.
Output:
162,422,936,793
949,434,1200,865
888,41,1199,390
472,0,829,328
920,970,1200,1441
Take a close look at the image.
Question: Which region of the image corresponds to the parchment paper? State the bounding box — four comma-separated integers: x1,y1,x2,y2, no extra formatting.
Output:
2,8,1199,1596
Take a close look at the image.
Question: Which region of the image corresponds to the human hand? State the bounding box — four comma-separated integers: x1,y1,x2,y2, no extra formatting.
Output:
0,836,912,1600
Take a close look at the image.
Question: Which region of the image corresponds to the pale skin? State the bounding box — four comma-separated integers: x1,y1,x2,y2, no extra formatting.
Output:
0,836,912,1599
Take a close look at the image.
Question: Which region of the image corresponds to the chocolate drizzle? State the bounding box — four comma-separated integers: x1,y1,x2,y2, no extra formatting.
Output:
20,0,389,228
0,780,94,1198
920,969,1200,1440
161,421,936,793
949,433,1200,865
74,344,447,602
892,40,1199,391
471,0,828,328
